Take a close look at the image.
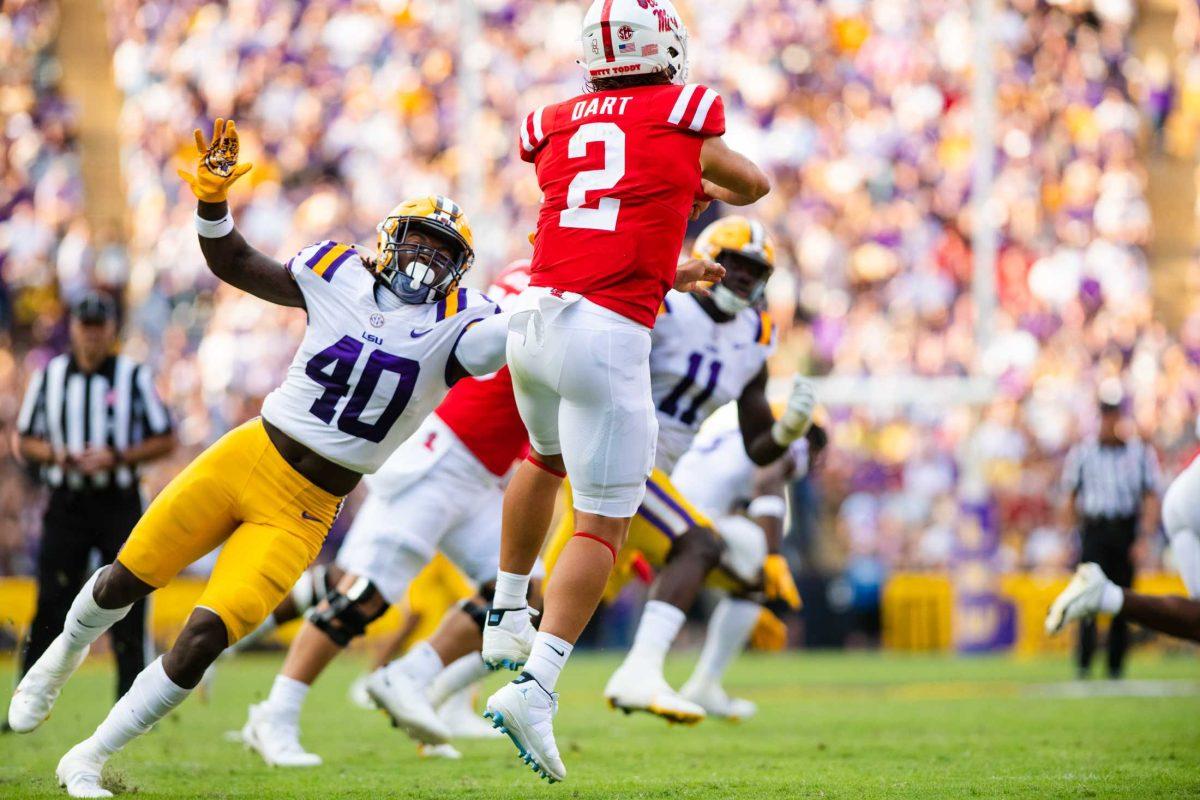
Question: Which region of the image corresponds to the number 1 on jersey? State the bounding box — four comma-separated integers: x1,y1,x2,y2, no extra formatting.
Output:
560,122,625,232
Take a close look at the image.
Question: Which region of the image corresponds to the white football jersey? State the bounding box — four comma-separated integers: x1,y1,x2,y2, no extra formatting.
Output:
650,291,775,472
672,416,809,518
260,241,498,474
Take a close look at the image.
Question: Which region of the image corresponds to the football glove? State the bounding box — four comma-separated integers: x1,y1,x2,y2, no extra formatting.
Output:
177,118,253,202
771,375,816,447
762,554,801,609
748,607,787,652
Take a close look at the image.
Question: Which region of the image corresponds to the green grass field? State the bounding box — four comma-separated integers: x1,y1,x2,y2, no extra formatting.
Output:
1,650,1198,799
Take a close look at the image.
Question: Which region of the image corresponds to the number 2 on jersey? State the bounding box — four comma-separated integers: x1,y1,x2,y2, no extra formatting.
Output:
305,335,420,443
560,122,625,232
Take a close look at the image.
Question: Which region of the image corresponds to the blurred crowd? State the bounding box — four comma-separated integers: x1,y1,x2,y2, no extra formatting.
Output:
2,0,1199,589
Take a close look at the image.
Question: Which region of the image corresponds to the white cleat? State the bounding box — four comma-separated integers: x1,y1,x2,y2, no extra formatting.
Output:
347,675,373,711
484,676,566,783
1046,562,1109,635
365,666,450,745
418,742,463,760
680,678,757,722
56,742,112,798
481,607,536,671
438,686,502,739
240,703,322,767
9,638,90,733
604,662,706,725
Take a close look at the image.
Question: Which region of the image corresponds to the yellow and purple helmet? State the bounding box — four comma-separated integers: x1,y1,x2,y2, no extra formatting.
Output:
692,215,776,315
374,195,474,304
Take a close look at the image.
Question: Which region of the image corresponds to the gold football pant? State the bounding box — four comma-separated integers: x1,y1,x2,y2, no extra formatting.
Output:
118,419,342,643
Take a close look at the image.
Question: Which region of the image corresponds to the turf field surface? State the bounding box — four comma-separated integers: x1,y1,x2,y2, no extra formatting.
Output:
1,650,1197,799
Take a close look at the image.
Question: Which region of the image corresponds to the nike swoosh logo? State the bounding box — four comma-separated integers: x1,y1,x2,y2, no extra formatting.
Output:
301,511,323,522
547,645,565,657
410,328,433,338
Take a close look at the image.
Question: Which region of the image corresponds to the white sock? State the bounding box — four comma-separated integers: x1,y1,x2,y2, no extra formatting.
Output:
1170,529,1200,598
688,598,761,685
264,675,310,727
428,653,489,708
62,568,133,655
390,641,444,690
1100,582,1125,615
85,657,189,757
626,600,686,672
492,571,531,609
524,632,573,691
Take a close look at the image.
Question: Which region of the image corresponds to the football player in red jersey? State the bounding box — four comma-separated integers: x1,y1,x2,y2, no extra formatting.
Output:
480,0,770,783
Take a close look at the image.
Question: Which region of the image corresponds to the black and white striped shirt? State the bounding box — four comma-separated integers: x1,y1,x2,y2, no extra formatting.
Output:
1061,438,1161,520
16,353,172,490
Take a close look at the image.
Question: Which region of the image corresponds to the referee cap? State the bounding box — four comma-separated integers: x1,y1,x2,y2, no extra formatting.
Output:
71,291,117,324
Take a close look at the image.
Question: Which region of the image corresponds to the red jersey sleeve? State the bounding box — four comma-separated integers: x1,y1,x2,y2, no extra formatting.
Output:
665,84,725,137
518,103,553,163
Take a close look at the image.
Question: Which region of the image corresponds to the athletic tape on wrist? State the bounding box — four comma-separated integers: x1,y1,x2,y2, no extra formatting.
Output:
194,210,234,238
748,494,787,519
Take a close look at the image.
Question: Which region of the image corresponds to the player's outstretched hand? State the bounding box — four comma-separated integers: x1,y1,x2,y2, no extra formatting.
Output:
177,118,253,202
771,376,816,445
762,554,801,609
674,258,724,296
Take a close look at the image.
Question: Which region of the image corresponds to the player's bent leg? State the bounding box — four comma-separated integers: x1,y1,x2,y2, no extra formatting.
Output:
605,525,717,724
1118,590,1200,642
56,608,224,797
681,597,764,721
9,564,151,735
370,596,488,745
248,573,388,766
483,454,562,671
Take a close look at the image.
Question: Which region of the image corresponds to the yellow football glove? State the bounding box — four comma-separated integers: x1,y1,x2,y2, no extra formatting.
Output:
748,607,787,651
177,118,253,202
762,554,801,609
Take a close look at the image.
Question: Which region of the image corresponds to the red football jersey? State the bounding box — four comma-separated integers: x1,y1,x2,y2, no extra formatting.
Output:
435,367,527,477
433,259,532,476
519,83,726,327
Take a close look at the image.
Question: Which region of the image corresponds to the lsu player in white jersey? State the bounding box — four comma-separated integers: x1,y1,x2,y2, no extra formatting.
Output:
8,119,509,798
240,260,540,766
542,216,816,722
668,411,826,718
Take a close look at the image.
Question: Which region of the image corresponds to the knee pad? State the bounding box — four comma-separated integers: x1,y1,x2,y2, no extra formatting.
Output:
308,577,388,647
458,598,489,632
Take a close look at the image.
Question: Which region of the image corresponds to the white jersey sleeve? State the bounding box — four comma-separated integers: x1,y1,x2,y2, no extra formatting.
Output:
669,422,756,518
261,242,498,474
649,292,774,472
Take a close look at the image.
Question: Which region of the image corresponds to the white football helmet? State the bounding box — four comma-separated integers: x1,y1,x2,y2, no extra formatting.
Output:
580,0,689,85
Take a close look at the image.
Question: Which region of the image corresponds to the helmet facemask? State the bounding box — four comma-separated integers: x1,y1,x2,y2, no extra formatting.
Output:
374,216,473,305
710,250,772,315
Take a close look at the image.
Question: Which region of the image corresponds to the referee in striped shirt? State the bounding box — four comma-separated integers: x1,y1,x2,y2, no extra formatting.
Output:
12,291,176,700
1061,386,1160,679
